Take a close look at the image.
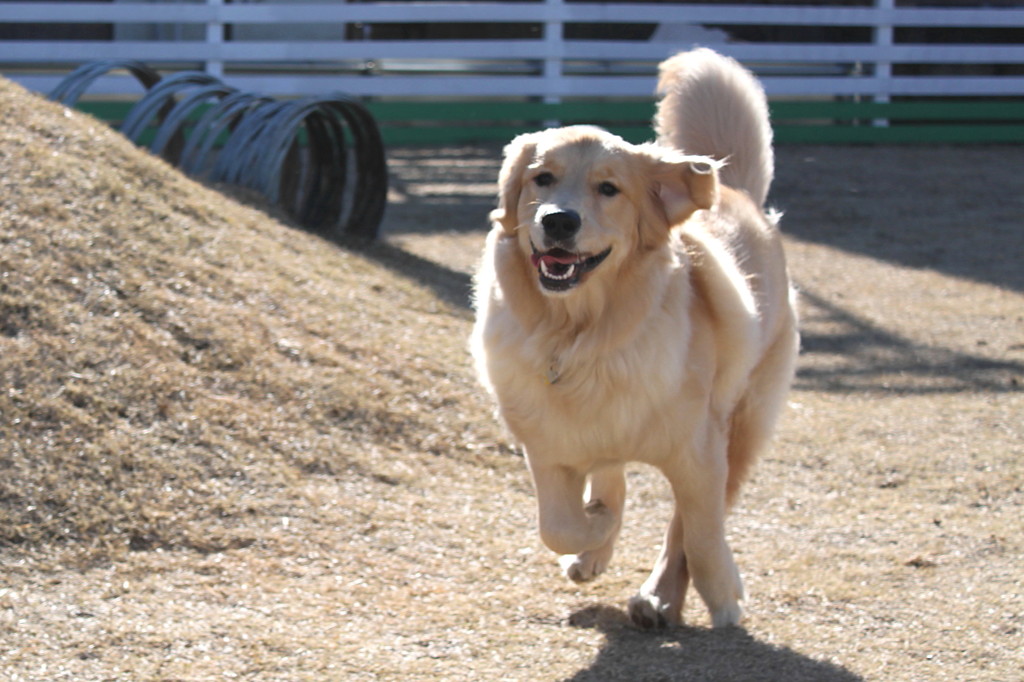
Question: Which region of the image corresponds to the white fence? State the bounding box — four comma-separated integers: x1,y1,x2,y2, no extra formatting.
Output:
2,0,1023,103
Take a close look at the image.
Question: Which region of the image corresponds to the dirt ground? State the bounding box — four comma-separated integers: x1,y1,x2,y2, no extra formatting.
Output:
2,79,1022,681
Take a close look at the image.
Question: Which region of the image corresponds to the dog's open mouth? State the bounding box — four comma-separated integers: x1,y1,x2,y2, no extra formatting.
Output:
530,244,612,292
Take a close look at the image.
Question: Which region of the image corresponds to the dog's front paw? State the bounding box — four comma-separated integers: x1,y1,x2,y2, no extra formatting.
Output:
710,602,743,628
627,593,680,630
559,548,611,583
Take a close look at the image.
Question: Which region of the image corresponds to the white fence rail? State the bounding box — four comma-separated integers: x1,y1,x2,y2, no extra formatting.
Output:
2,1,1023,102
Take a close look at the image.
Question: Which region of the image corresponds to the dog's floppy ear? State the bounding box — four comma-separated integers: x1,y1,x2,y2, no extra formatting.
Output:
490,132,539,234
651,153,720,226
636,148,720,249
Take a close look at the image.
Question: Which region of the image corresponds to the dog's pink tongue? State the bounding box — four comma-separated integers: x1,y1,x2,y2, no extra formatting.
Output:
531,250,578,268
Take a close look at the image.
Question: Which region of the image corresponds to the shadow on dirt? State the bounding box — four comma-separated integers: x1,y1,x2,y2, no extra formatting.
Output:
773,146,1024,294
349,242,1024,395
796,287,1023,394
345,237,475,313
565,605,863,682
368,144,1024,394
383,145,502,237
349,235,1024,396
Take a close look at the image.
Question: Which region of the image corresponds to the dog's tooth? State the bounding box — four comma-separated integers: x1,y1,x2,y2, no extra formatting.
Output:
540,260,576,280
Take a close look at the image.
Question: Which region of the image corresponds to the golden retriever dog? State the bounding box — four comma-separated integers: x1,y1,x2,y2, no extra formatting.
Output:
471,48,799,629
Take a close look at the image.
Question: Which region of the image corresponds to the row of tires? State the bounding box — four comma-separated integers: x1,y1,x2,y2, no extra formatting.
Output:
51,60,387,240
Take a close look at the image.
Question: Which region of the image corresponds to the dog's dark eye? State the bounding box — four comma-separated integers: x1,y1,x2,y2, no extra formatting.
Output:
598,181,620,197
534,172,555,188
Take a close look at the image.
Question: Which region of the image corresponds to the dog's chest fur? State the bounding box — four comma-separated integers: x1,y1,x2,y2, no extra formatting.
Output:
478,264,712,467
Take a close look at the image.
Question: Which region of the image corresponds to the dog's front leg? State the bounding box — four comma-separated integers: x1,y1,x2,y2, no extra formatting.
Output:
680,499,744,628
529,461,619,557
630,433,744,629
670,434,744,628
628,510,689,628
560,465,626,582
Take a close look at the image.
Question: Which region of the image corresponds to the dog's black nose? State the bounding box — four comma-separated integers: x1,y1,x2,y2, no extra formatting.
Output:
541,209,581,243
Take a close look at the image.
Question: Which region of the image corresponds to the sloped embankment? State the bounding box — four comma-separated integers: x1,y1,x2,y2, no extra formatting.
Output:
0,78,501,556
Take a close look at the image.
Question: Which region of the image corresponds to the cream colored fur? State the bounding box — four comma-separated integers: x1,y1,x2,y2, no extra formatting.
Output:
471,48,799,629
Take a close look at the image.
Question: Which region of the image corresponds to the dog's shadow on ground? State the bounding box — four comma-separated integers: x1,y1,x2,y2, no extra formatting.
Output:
564,605,862,682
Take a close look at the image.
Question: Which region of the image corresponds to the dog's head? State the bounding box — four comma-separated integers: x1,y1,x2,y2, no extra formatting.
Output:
491,125,719,296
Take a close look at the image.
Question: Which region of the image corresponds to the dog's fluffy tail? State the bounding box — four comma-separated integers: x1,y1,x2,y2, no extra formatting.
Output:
655,48,774,207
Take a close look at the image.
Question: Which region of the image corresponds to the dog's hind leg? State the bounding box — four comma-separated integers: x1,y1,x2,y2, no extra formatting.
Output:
726,320,799,507
529,461,620,558
560,464,626,583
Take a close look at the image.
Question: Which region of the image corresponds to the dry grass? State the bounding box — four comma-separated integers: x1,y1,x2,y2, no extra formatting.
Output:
1,77,1022,680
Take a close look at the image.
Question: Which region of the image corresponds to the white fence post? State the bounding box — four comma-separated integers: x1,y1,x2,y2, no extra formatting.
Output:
206,0,224,78
543,0,563,105
874,0,894,127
